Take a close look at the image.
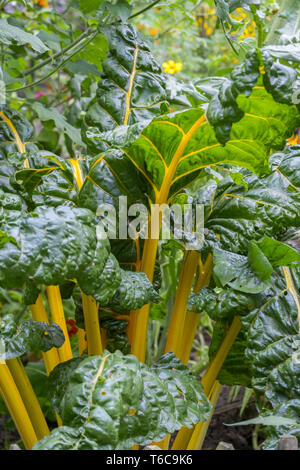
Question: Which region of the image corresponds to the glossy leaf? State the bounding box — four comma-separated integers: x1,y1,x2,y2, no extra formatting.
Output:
34,351,211,450
0,314,64,359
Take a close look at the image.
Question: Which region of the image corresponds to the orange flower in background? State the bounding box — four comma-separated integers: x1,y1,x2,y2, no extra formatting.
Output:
35,0,50,7
149,28,158,36
137,24,144,30
287,129,300,145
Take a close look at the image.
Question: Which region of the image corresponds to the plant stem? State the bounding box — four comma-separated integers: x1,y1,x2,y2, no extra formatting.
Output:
81,294,103,356
179,254,213,364
6,31,98,93
187,381,222,450
172,316,241,450
129,0,161,20
47,286,73,363
164,250,200,356
130,236,159,361
22,28,95,77
69,158,99,356
6,358,50,441
283,266,300,331
0,363,38,449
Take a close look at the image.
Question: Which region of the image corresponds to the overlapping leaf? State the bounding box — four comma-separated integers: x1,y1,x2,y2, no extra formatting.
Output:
34,351,211,450
203,146,300,254
206,47,300,144
0,195,156,309
0,314,64,359
82,24,169,153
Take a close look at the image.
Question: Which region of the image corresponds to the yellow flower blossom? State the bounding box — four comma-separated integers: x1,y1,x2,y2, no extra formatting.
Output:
162,60,183,75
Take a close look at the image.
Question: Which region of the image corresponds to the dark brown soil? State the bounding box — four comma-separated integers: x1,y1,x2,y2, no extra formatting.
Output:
202,385,264,450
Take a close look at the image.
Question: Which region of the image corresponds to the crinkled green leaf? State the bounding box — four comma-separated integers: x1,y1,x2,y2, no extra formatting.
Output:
34,351,211,450
243,269,300,401
207,48,300,145
83,24,168,153
0,314,64,359
204,147,300,254
213,248,272,293
188,286,254,321
207,49,260,144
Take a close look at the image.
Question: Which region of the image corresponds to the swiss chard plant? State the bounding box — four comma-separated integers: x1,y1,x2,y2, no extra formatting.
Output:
0,0,299,451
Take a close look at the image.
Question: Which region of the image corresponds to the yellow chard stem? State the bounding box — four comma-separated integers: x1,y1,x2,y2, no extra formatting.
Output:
30,296,62,426
0,112,61,430
130,236,159,361
283,266,300,330
130,115,207,363
6,357,50,440
172,316,241,450
69,158,99,357
81,294,103,356
47,286,73,363
164,250,200,356
0,363,38,449
179,254,213,364
187,381,222,450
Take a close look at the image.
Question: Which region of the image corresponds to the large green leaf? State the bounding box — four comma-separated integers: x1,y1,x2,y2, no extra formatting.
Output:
0,106,37,159
188,286,254,321
243,269,300,400
0,196,156,309
203,146,300,254
83,86,299,215
0,314,64,359
206,47,300,144
82,24,169,153
34,351,211,450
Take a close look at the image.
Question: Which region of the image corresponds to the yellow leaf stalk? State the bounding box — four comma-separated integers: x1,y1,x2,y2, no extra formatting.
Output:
164,250,200,356
130,115,207,363
69,158,102,357
81,294,103,356
130,236,159,361
30,296,62,426
187,381,222,450
0,363,38,450
6,357,50,440
172,316,241,450
179,254,213,364
78,328,87,356
47,286,73,362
